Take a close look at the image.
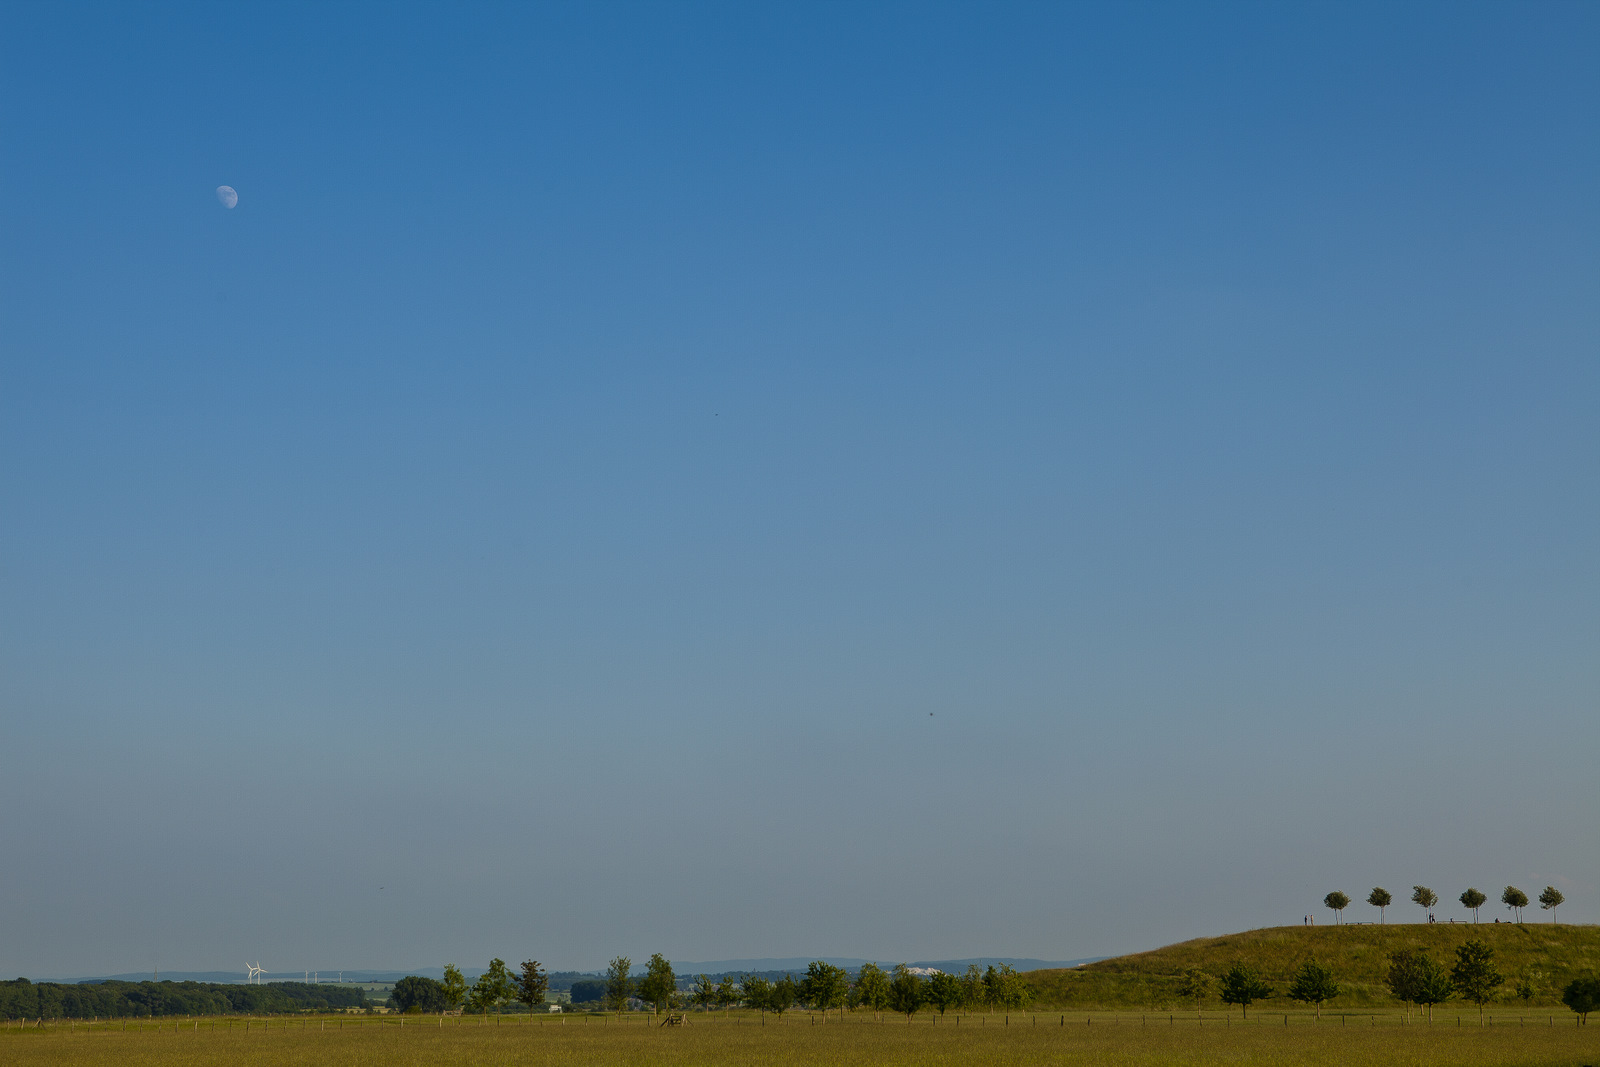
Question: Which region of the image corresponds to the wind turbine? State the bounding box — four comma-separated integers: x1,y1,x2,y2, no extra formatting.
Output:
246,962,264,985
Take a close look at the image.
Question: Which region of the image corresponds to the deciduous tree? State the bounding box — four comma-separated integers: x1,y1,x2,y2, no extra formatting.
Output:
1412,885,1438,920
925,971,961,1015
1287,960,1339,1020
1561,976,1599,1024
1177,968,1211,1015
1459,887,1487,922
959,964,984,1009
1386,950,1423,1018
1323,891,1349,924
1218,964,1272,1019
513,961,548,1015
986,963,1028,1009
441,965,467,1011
714,976,739,1014
1367,887,1392,923
569,979,606,1005
800,962,849,1018
691,975,715,1012
888,965,923,1017
391,975,447,1014
637,954,676,1014
1501,886,1529,923
741,977,772,1016
605,957,632,1013
769,974,798,1017
1413,954,1453,1021
1451,939,1503,1021
1538,886,1565,923
471,959,514,1015
852,964,890,1016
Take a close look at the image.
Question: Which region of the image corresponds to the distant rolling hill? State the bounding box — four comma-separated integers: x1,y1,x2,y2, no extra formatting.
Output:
73,970,414,985
669,957,1102,976
66,959,1104,987
1022,923,1600,1010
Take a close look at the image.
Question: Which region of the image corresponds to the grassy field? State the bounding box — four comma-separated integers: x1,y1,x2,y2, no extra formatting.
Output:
5,925,1593,1064
2,1010,1596,1067
1026,922,1600,1010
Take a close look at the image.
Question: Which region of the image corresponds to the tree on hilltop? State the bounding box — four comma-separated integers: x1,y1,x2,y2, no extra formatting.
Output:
1218,963,1272,1019
513,960,548,1015
1287,959,1339,1020
1452,940,1503,1021
1539,886,1565,923
1412,885,1438,920
1501,886,1529,923
1368,887,1392,923
1324,891,1350,924
1460,887,1487,922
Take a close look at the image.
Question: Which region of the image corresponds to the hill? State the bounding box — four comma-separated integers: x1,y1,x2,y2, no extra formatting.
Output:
666,957,1100,979
0,979,368,1019
1023,923,1600,1010
71,970,453,985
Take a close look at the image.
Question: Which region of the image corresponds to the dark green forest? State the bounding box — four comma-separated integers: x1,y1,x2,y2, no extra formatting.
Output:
0,978,368,1019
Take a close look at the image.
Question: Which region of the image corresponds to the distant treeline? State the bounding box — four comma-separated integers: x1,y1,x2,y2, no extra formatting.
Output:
0,979,368,1019
569,970,815,1004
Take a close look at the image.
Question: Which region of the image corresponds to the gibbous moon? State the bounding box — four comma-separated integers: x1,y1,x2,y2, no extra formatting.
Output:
216,185,238,209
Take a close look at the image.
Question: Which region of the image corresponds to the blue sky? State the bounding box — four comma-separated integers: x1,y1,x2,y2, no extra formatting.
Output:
2,1,1596,978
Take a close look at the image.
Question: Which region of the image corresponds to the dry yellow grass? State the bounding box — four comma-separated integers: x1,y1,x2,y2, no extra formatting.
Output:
2,1010,1595,1066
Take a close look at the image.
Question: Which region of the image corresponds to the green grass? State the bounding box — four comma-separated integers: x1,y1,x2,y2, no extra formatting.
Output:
2,1010,1596,1067
1025,922,1600,1010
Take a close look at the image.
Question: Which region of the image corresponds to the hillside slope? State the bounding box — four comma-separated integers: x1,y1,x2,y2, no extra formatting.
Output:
1025,923,1599,1010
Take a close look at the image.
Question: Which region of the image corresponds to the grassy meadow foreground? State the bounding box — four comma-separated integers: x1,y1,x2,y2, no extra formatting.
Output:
3,1010,1597,1067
